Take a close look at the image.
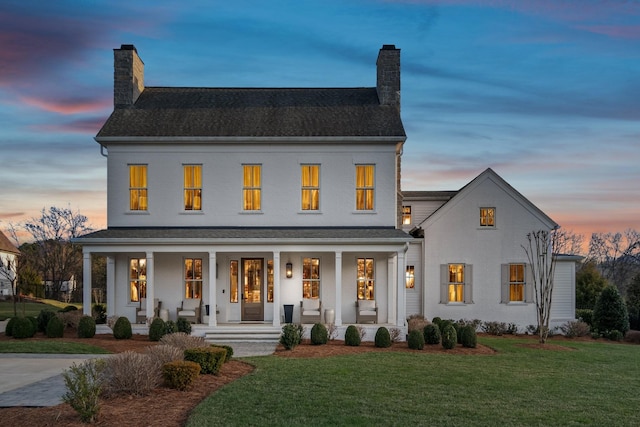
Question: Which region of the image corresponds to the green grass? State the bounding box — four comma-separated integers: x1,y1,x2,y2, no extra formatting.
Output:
187,337,640,427
0,299,82,320
0,340,110,354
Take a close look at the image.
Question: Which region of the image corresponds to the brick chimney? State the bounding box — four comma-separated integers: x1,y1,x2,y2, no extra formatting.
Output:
113,44,144,108
376,44,400,109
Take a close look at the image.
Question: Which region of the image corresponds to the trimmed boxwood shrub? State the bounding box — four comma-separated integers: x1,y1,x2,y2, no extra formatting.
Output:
61,305,79,313
431,317,442,330
460,325,477,348
46,315,65,338
113,316,132,340
423,323,441,345
5,316,19,337
149,317,166,341
212,344,234,362
78,315,97,338
576,309,594,327
184,346,227,375
441,323,457,350
310,323,328,345
162,360,201,390
344,325,361,346
407,329,425,350
27,316,38,333
176,317,192,334
593,286,629,335
280,323,303,350
12,316,36,339
165,320,178,335
37,310,57,333
374,327,392,348
607,330,624,341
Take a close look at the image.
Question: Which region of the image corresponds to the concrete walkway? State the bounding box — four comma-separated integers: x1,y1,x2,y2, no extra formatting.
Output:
0,342,277,407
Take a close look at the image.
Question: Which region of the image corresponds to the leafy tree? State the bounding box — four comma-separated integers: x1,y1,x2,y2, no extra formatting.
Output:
523,229,560,344
626,274,640,309
588,229,640,294
593,286,629,335
576,261,608,309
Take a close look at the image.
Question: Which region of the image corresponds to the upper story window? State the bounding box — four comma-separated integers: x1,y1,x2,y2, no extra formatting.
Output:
183,165,202,211
402,206,412,225
355,164,375,210
302,257,320,299
480,207,495,227
243,164,261,211
357,257,375,300
406,265,415,288
129,258,146,302
129,165,147,211
301,165,320,211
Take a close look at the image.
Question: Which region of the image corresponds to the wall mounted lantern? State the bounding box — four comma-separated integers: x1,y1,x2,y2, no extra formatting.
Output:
286,262,293,279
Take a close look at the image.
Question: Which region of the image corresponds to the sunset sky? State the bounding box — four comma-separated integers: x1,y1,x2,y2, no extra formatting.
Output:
1,0,638,243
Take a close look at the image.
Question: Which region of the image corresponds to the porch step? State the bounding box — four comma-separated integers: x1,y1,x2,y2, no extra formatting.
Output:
204,326,282,343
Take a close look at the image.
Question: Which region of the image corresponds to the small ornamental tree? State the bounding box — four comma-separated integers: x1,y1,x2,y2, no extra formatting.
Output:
593,286,629,335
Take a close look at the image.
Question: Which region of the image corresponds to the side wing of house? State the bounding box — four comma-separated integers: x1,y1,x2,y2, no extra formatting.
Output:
419,168,561,330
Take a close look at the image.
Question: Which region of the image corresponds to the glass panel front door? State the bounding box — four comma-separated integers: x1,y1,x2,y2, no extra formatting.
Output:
242,258,264,321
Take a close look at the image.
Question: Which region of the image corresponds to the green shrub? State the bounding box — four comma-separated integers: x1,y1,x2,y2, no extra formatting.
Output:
441,323,457,350
149,318,166,341
280,323,303,350
92,304,107,324
576,309,594,326
46,315,65,338
177,317,192,334
407,329,424,350
165,320,178,335
37,310,57,333
344,325,361,346
184,346,227,375
593,286,629,335
162,360,201,391
481,321,508,336
460,325,477,348
5,316,18,337
431,317,442,329
77,315,96,338
628,305,640,331
211,344,234,362
62,359,106,423
310,323,328,345
113,316,132,340
607,330,624,341
12,316,36,339
61,305,78,313
374,327,392,348
27,316,38,333
423,323,441,345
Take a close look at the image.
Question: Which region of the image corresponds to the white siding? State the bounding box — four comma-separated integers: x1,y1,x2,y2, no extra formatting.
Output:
550,260,576,327
405,241,422,317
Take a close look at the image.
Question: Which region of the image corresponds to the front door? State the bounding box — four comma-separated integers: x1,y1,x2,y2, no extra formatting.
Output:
241,258,264,321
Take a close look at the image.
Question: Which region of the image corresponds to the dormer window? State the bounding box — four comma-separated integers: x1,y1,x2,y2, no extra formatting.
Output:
480,207,495,227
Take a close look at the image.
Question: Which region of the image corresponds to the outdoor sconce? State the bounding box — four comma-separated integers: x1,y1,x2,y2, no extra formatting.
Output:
286,262,293,278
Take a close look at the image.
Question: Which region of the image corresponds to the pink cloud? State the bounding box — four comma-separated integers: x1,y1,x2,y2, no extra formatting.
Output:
29,117,107,134
576,25,640,40
20,96,111,115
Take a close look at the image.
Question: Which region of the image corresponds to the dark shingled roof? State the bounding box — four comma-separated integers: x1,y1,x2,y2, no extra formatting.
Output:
77,227,411,243
0,230,19,254
97,87,406,138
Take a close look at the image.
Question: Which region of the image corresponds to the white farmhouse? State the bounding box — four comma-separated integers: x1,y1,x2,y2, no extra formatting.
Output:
79,45,577,339
0,230,19,297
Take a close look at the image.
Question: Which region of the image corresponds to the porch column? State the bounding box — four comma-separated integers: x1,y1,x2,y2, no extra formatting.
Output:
208,252,217,327
106,256,116,317
145,251,154,323
272,251,281,327
388,255,396,324
396,248,407,327
82,251,92,316
334,251,342,326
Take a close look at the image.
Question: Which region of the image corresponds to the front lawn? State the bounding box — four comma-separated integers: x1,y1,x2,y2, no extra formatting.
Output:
0,340,110,354
188,337,640,426
0,299,81,320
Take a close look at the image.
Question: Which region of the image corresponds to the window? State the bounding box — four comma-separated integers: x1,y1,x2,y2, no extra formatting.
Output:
501,263,532,303
243,164,261,210
402,206,411,225
230,260,238,303
355,165,375,210
267,259,274,302
183,165,202,210
480,207,495,227
302,258,320,299
406,265,415,289
184,258,202,299
357,258,375,300
129,165,147,210
129,258,146,302
301,165,320,210
440,264,473,304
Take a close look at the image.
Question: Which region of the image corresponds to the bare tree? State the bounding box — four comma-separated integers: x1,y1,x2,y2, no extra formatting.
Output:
588,229,640,294
554,229,585,257
0,225,23,316
523,229,559,344
21,207,91,301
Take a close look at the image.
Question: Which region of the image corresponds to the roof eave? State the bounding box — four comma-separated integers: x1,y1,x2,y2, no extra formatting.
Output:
95,135,407,144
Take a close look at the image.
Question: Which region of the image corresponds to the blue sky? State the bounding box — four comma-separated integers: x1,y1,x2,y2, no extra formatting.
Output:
1,0,639,241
